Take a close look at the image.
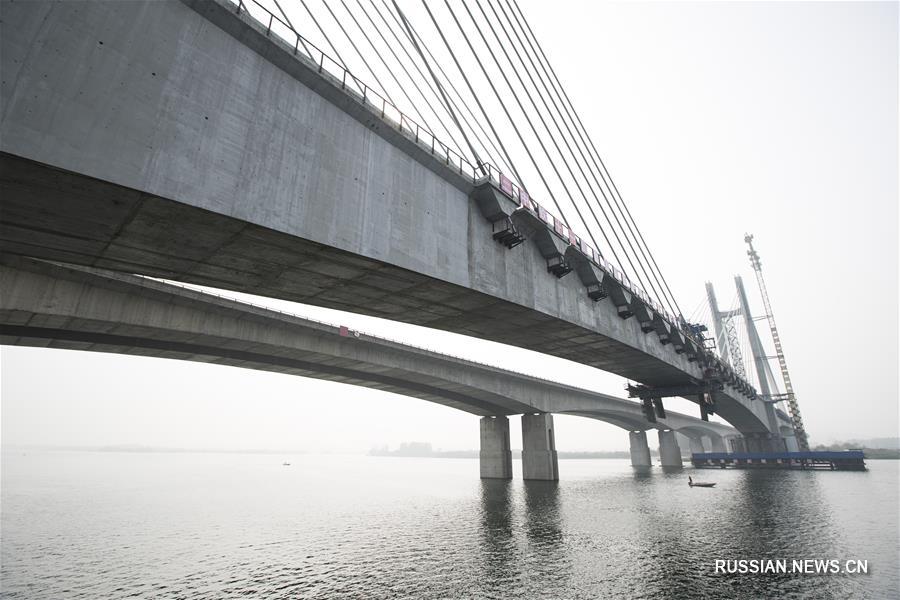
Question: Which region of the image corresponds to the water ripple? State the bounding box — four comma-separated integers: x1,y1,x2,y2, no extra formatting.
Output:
1,453,897,599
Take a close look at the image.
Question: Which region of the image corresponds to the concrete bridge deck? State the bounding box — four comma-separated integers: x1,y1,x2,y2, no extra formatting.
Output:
0,256,738,477
0,0,773,438
0,255,736,433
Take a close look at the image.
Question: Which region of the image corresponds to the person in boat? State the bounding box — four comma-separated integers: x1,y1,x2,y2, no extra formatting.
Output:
688,476,693,485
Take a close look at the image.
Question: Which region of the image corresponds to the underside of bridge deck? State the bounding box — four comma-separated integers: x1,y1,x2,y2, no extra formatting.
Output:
0,153,695,385
0,256,747,435
0,154,772,435
0,0,772,435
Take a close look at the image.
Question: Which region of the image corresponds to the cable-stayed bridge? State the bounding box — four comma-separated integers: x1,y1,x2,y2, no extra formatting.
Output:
0,0,799,478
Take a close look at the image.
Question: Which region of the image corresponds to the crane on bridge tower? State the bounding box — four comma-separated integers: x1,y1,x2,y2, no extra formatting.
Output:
744,234,810,451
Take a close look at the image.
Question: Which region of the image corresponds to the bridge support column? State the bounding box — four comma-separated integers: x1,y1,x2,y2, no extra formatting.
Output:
744,434,762,453
521,413,559,481
629,431,652,468
657,430,683,468
688,437,705,455
727,436,746,453
783,434,800,453
744,433,783,453
480,416,512,479
709,435,727,453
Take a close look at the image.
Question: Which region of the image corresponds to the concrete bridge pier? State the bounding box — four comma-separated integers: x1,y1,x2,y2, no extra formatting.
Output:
783,434,800,452
687,436,706,455
521,413,559,481
744,433,785,453
479,416,513,479
709,435,727,453
657,430,683,468
744,434,764,453
727,435,746,453
628,431,652,468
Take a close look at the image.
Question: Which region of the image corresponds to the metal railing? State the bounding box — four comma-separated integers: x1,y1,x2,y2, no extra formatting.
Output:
223,0,751,396
233,0,478,179
130,273,621,397
127,274,738,429
227,0,658,309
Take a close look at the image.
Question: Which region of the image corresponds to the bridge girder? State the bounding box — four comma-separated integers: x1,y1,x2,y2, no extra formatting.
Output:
0,0,771,435
0,256,743,437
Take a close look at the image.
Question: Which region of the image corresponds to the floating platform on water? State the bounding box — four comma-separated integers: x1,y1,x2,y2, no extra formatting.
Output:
691,451,866,471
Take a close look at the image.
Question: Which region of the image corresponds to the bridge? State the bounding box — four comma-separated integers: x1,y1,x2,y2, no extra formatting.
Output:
0,255,737,478
0,0,793,471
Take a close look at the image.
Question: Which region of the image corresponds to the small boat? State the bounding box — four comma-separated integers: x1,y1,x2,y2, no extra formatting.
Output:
282,462,291,466
688,476,715,488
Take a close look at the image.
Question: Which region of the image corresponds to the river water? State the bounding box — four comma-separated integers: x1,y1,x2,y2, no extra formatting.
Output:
1,451,897,599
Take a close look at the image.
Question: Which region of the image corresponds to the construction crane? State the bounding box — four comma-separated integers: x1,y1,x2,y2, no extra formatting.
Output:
745,234,810,450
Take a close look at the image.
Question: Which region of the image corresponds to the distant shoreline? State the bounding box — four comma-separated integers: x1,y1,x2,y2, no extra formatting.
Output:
2,446,635,459
368,451,900,460
370,441,900,460
4,444,898,459
369,449,636,459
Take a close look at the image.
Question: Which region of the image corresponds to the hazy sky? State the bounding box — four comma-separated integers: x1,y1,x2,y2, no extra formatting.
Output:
2,0,897,452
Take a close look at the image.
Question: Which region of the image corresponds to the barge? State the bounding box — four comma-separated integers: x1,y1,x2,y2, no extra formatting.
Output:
691,451,866,471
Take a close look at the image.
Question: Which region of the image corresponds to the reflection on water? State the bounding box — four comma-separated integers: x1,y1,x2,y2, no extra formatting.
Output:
1,452,897,599
522,481,570,592
478,479,515,593
631,466,654,479
696,469,868,599
522,480,564,549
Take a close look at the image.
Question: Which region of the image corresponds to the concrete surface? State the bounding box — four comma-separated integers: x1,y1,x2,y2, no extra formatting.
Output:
688,437,705,455
0,256,739,444
521,413,559,481
629,431,652,468
710,436,727,453
0,0,772,435
480,416,513,479
658,430,683,468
